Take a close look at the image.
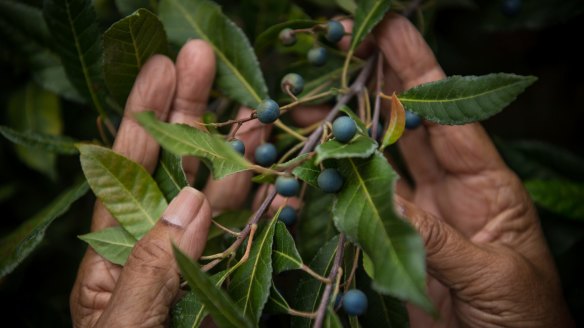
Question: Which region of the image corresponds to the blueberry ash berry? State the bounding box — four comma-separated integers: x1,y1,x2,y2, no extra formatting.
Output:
279,28,296,46
256,99,280,124
405,111,422,129
255,143,278,167
325,20,345,43
307,47,327,66
342,289,368,316
501,0,522,17
332,116,357,143
278,205,297,226
281,73,305,96
317,168,344,193
229,139,245,155
275,176,300,197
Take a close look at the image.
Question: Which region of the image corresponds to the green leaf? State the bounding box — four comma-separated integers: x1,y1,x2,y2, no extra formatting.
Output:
104,8,168,105
174,246,254,328
78,144,167,238
333,152,433,312
78,226,137,265
324,306,343,328
296,188,337,260
159,0,268,107
509,140,584,181
228,218,277,323
273,221,303,273
397,74,538,125
525,180,584,221
43,0,108,113
380,94,406,150
0,181,88,278
0,126,78,155
115,0,154,16
350,0,391,51
265,282,290,314
292,157,320,188
208,210,251,240
494,137,561,181
315,135,377,164
136,112,252,179
336,0,357,13
7,82,63,179
153,150,188,202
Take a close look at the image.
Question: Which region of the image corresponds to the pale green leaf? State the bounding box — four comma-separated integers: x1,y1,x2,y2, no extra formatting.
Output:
159,0,268,107
265,282,290,314
136,112,252,179
174,246,254,328
350,0,391,51
525,180,584,221
79,226,137,265
153,150,188,202
104,8,168,105
78,144,167,238
0,181,89,278
0,125,78,155
315,135,377,164
228,218,278,323
333,152,433,312
273,221,303,273
398,74,537,125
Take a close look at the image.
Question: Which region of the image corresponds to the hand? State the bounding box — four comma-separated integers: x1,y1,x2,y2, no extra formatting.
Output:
374,14,574,327
70,40,269,327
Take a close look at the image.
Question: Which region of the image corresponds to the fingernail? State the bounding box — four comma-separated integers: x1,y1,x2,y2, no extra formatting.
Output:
162,187,205,228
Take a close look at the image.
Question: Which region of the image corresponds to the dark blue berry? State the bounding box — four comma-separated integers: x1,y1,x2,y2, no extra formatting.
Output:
342,289,368,316
281,73,305,96
307,47,327,66
325,20,345,43
332,116,357,143
255,143,278,167
368,122,383,141
405,111,422,129
501,0,521,17
317,168,343,193
278,205,297,226
256,99,280,124
230,139,245,155
279,28,296,46
275,176,300,197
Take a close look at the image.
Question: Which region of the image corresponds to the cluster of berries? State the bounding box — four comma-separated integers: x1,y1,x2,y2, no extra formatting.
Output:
279,20,345,67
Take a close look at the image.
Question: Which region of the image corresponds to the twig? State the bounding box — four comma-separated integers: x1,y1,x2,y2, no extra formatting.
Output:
371,53,383,139
301,264,332,284
313,234,346,328
289,309,318,319
275,120,307,141
211,220,241,236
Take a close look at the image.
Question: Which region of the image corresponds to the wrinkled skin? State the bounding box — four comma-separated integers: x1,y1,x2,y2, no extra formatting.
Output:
70,14,573,328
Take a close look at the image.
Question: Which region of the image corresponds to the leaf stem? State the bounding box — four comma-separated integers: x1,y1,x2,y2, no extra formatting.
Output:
280,91,333,112
211,219,241,236
341,49,355,89
301,264,332,284
288,308,318,319
274,120,307,141
313,234,346,328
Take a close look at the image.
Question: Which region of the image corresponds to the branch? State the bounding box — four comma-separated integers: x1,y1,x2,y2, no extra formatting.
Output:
313,234,346,328
371,53,383,139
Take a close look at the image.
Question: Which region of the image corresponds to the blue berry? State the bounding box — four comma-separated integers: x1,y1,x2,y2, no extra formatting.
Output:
405,111,422,129
230,139,245,155
279,28,296,46
256,99,280,124
325,20,345,43
275,176,300,197
501,0,521,17
278,205,297,226
317,168,343,193
281,73,305,96
332,116,357,143
255,143,278,167
342,289,368,316
307,47,327,66
368,122,383,141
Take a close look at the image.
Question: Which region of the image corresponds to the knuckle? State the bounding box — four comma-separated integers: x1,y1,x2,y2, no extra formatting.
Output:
127,238,173,276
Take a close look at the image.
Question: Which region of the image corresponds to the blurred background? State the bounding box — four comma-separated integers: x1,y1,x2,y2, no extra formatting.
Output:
1,0,583,326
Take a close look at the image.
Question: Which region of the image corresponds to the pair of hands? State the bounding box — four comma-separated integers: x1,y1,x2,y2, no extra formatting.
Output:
70,14,573,327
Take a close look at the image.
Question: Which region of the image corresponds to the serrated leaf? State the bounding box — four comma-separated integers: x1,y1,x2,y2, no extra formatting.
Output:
115,0,153,16
43,0,108,113
296,188,337,260
79,226,137,265
0,181,88,278
381,94,405,149
208,210,251,240
397,74,537,125
78,144,167,239
273,221,303,273
228,217,277,323
333,152,433,312
525,180,584,221
159,0,268,107
315,135,377,164
173,246,254,328
292,157,320,188
104,8,168,105
291,235,339,328
350,0,391,51
153,150,188,202
265,282,290,314
136,112,252,179
171,270,229,328
0,126,78,155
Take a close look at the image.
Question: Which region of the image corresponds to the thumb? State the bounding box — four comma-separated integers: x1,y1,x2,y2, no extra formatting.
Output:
395,196,491,290
97,187,212,327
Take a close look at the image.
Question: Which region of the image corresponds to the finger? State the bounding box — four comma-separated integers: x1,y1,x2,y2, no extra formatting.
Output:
203,108,271,214
97,187,211,327
169,40,216,184
289,105,329,127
